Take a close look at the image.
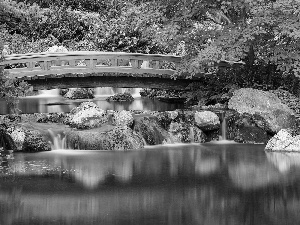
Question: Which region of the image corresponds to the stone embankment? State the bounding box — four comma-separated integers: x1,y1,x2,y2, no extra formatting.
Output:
0,88,299,152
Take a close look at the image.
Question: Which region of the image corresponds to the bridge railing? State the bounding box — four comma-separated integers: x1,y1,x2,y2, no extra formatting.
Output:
0,51,182,79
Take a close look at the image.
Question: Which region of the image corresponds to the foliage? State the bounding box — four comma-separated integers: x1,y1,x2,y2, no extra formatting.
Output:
0,35,32,114
1,0,300,107
157,0,300,78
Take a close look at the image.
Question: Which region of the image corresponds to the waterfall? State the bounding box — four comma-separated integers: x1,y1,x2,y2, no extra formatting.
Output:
219,111,227,140
189,126,195,143
48,129,67,150
95,87,141,98
38,89,61,97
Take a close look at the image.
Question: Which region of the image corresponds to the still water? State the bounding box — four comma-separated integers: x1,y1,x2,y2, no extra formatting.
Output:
1,143,299,225
0,88,185,114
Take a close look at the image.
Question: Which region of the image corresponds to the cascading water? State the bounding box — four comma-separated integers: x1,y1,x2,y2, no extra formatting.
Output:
95,87,142,98
38,89,61,97
219,111,227,140
48,129,67,150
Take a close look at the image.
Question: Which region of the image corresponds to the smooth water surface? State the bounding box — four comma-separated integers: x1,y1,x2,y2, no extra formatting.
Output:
0,87,185,114
1,143,300,225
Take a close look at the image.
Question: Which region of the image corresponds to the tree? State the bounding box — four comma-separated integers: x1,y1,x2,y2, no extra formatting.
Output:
0,37,32,114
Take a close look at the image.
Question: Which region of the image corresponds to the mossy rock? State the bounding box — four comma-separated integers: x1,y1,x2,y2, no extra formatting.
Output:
66,126,144,150
68,102,108,129
22,130,51,152
106,92,134,102
133,115,170,145
228,88,297,133
168,122,206,143
0,124,16,151
64,88,94,99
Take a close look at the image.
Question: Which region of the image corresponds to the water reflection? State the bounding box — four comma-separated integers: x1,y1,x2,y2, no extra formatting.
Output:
0,144,300,224
0,97,185,114
266,151,300,173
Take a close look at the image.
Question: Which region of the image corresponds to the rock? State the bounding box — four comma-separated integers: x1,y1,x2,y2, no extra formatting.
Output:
133,115,170,145
227,112,271,144
228,88,297,133
112,110,134,127
168,122,206,143
150,111,172,130
68,102,108,129
66,126,144,150
0,124,16,151
36,113,68,123
194,111,220,131
8,127,25,151
194,103,227,110
233,125,270,144
22,130,51,152
166,110,180,120
106,92,134,102
64,88,94,99
103,126,144,150
265,129,300,152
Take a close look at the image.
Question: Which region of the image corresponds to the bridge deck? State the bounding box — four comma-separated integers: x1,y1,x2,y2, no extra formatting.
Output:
0,51,201,90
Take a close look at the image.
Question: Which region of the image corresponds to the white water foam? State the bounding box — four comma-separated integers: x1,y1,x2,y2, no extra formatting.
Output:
94,87,141,98
48,129,67,150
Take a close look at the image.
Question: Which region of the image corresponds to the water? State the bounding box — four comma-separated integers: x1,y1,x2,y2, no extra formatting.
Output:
220,111,227,140
0,88,185,114
1,143,300,225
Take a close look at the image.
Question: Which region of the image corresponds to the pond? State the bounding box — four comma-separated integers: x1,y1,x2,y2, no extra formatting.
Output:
0,143,299,225
0,88,185,114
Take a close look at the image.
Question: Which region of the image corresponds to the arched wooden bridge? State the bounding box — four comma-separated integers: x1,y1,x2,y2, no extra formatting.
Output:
0,51,202,90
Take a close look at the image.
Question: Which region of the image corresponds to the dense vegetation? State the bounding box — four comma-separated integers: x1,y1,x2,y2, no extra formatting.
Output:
1,0,300,106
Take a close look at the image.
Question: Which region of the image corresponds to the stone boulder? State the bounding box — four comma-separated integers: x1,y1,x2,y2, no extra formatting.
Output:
168,122,206,143
265,129,300,152
112,110,134,127
194,111,220,131
133,115,170,145
22,130,51,152
226,112,271,144
64,88,94,99
228,88,297,133
36,112,68,124
8,127,25,151
68,102,108,129
106,92,134,102
0,124,16,151
150,111,173,130
66,126,144,150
